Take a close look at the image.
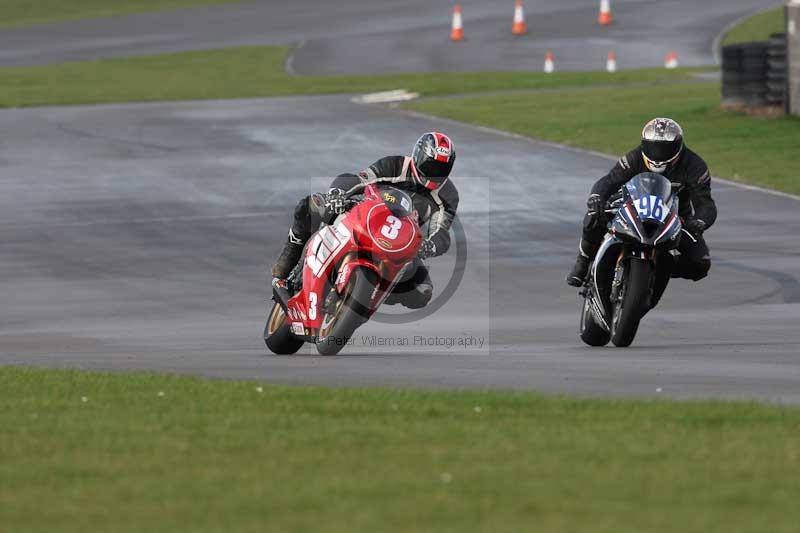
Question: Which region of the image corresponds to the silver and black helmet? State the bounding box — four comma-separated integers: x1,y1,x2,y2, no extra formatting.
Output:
641,118,683,173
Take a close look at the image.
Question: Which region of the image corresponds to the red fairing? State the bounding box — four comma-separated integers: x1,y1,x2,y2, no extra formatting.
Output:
365,203,417,254
285,184,422,333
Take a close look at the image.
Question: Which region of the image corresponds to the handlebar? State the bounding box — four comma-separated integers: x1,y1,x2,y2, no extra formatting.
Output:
604,197,625,214
343,180,377,199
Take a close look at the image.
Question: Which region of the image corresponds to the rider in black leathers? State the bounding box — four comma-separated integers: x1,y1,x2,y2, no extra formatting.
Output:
566,118,717,289
271,132,459,309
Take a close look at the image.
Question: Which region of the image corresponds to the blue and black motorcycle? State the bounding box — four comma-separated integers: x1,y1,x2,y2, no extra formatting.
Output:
579,172,687,347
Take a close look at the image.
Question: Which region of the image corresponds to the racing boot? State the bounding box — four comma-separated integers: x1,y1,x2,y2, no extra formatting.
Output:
271,233,305,281
384,262,433,309
565,253,591,287
385,281,433,309
405,279,433,309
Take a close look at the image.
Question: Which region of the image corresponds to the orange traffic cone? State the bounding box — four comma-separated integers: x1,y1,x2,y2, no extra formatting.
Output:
606,51,617,72
512,0,527,35
664,51,679,69
544,51,555,73
598,0,612,25
450,4,464,41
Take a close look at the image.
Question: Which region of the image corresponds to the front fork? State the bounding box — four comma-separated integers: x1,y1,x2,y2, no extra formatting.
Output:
610,248,654,307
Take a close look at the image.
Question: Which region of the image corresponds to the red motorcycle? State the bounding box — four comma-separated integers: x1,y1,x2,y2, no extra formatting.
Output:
265,182,422,355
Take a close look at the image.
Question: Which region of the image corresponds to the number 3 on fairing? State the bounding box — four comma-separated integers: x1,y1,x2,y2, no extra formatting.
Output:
308,292,317,320
637,195,665,221
381,216,402,240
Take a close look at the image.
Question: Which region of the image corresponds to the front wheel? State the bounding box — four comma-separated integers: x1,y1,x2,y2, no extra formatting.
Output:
264,302,304,355
610,259,651,348
316,267,377,356
579,293,611,347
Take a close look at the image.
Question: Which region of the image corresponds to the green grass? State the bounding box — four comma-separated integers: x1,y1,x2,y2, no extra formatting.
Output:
0,45,702,108
721,6,785,46
0,44,795,194
2,366,800,533
0,0,243,27
407,83,800,195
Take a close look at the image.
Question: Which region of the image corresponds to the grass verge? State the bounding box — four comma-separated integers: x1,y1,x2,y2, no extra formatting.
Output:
0,44,795,194
0,45,701,108
407,82,800,195
721,6,785,46
2,366,800,533
0,0,243,28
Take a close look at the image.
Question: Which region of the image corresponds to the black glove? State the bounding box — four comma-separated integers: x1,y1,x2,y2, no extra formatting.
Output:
684,218,707,237
586,193,604,215
584,193,604,230
324,188,347,215
418,239,436,259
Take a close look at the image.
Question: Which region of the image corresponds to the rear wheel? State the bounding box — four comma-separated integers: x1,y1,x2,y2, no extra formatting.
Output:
610,260,651,348
264,302,304,355
316,267,376,356
579,293,611,347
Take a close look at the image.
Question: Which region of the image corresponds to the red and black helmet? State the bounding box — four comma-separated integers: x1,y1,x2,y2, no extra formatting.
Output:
411,132,456,189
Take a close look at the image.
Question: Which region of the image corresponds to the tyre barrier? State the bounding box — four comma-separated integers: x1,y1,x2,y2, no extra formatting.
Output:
721,35,786,108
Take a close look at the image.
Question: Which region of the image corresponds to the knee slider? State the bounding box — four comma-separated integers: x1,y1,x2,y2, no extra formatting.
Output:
689,259,711,281
403,288,432,309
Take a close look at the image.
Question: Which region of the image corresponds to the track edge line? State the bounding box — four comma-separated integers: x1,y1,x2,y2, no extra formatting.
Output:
398,107,800,203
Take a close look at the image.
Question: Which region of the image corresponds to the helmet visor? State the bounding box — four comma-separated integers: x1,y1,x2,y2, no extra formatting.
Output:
642,139,682,166
417,159,453,183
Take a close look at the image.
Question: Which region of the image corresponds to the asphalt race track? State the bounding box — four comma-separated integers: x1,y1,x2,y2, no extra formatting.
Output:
0,0,780,71
2,96,800,402
2,0,799,402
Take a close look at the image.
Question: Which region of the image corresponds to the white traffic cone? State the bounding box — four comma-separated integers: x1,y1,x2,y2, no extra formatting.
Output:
450,4,464,41
512,0,527,35
544,50,555,73
598,0,612,25
664,51,679,69
606,51,617,73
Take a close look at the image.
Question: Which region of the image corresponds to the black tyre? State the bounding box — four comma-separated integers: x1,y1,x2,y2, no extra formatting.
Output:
768,59,787,72
722,71,767,83
767,70,787,81
765,92,785,104
741,43,769,58
610,260,651,348
767,80,787,92
264,302,304,355
579,294,611,347
767,49,787,60
316,267,376,356
722,84,747,100
740,59,768,72
768,34,787,47
721,47,743,60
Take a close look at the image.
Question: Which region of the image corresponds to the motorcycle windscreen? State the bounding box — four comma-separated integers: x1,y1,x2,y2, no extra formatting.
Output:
623,172,674,224
378,187,414,218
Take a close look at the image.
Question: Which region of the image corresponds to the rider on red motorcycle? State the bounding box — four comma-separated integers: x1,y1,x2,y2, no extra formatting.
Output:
271,132,459,309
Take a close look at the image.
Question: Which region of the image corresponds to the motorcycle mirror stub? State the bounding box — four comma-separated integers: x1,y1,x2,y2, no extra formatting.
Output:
380,187,414,218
